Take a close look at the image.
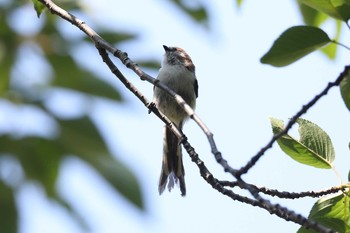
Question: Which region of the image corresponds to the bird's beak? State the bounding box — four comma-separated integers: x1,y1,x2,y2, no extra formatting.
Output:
163,45,170,52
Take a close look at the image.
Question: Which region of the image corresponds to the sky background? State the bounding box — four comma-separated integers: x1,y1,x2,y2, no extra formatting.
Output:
3,0,350,233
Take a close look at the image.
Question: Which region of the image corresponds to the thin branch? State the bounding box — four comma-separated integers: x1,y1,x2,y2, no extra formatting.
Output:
331,40,350,51
345,21,350,31
236,65,350,177
219,181,348,199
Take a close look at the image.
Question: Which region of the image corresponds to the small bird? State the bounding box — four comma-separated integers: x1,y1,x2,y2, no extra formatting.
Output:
153,45,198,196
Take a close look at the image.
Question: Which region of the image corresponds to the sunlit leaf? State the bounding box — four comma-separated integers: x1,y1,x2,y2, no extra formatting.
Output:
297,118,335,163
261,26,331,67
236,0,244,7
300,0,350,21
320,20,341,59
0,181,17,233
340,69,350,111
297,1,329,26
270,117,334,168
297,193,350,233
297,1,342,59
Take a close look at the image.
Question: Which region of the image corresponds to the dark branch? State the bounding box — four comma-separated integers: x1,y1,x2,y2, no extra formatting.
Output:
219,181,347,199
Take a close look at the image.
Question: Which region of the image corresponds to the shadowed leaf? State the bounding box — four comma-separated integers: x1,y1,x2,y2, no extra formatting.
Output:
261,26,331,67
0,135,62,196
91,156,144,209
0,181,17,233
136,60,160,70
340,69,350,111
92,32,135,45
298,193,350,233
0,9,17,96
49,54,122,101
58,117,143,209
172,0,208,23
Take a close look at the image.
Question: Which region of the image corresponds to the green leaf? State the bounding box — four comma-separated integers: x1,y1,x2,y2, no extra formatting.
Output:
320,20,341,59
58,117,110,158
58,117,143,209
136,60,160,70
297,1,329,26
93,32,135,45
0,181,17,233
171,0,208,23
236,0,244,7
0,136,62,196
0,13,17,96
297,193,350,233
91,156,144,210
261,26,331,67
297,2,341,60
297,118,335,163
321,41,338,59
48,54,122,101
300,0,350,21
270,117,334,168
55,195,89,231
32,0,46,17
340,69,350,111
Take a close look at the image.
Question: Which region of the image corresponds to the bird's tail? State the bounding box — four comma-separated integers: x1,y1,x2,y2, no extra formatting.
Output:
158,126,186,196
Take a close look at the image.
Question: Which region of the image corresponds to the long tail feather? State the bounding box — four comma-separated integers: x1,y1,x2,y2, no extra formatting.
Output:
158,126,186,196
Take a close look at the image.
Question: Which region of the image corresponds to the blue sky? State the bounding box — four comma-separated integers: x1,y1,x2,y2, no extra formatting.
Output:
4,0,350,233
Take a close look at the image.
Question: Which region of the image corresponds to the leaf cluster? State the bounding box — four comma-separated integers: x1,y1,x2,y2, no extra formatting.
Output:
0,1,142,232
261,1,350,231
